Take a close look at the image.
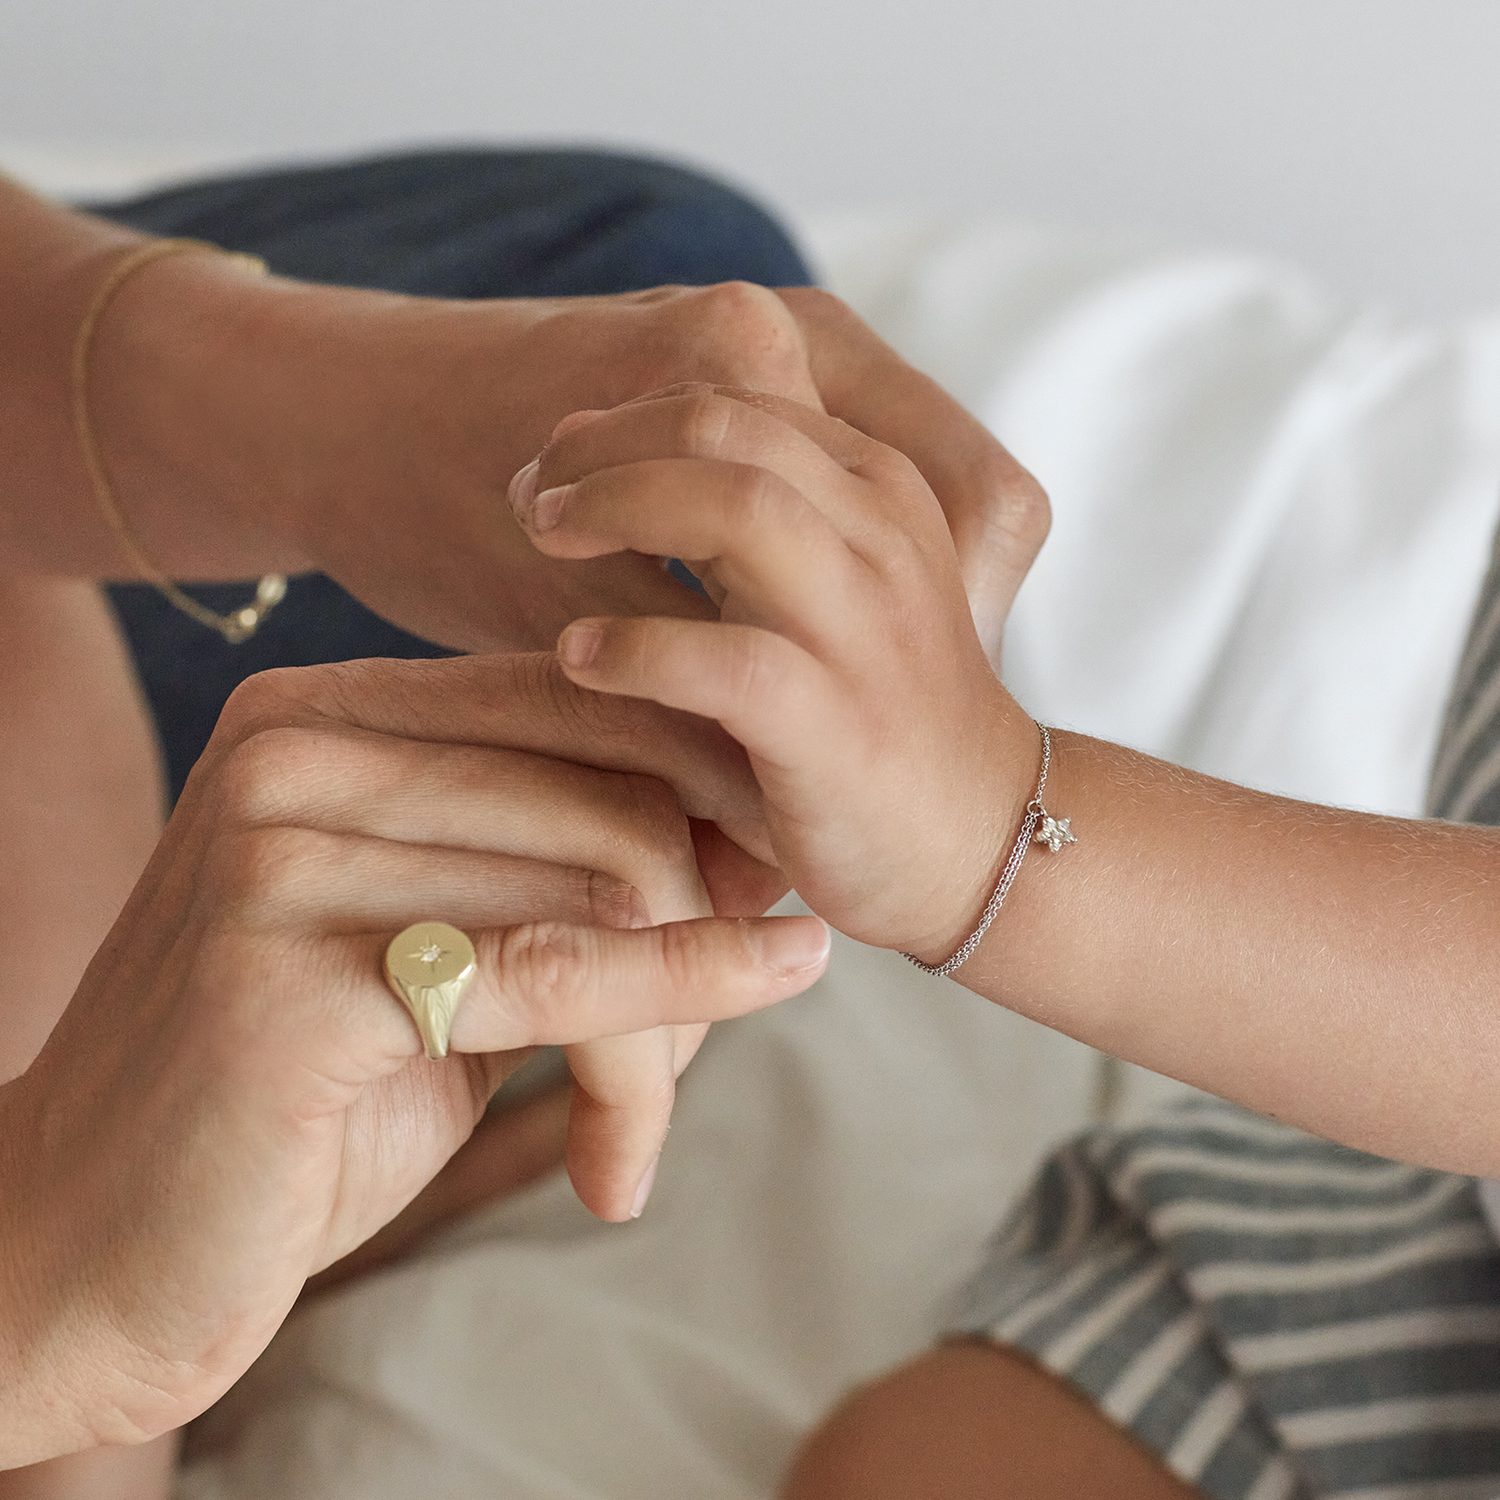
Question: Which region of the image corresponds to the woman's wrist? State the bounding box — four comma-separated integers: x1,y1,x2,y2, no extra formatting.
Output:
0,1069,181,1465
83,248,323,580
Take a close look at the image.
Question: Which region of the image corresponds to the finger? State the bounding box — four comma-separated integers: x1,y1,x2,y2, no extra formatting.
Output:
304,1083,572,1295
556,615,836,776
316,913,832,1064
205,827,652,935
197,652,773,866
689,818,789,918
520,387,892,544
216,730,710,897
516,458,858,645
207,727,720,1226
779,288,1051,647
634,280,825,407
226,815,705,1226
564,1027,677,1222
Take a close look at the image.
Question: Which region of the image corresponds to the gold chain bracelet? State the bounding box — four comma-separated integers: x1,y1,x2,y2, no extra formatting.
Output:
71,237,288,644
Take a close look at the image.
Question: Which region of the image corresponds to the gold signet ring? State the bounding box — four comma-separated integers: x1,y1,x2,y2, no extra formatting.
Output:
383,922,478,1060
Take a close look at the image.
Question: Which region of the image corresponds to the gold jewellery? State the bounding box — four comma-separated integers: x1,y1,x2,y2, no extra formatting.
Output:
383,922,478,1060
71,237,288,644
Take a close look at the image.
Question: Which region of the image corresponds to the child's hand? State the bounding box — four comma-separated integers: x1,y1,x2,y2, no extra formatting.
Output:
509,384,1044,961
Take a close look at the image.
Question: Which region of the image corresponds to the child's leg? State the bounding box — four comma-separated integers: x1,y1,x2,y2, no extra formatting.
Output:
784,1344,1201,1500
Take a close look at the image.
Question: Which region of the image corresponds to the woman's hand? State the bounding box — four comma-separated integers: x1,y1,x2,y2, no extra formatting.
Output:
7,180,1041,659
0,651,827,1466
510,385,1049,962
304,1080,573,1298
0,1087,573,1498
110,264,1044,653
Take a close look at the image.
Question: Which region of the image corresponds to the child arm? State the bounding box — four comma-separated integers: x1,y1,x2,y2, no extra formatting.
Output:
515,384,1500,1176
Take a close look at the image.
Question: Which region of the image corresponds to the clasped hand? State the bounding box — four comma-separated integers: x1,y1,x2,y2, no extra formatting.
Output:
513,383,1050,964
0,653,826,1460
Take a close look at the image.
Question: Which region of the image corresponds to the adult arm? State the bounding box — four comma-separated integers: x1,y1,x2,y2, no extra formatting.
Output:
0,173,1039,652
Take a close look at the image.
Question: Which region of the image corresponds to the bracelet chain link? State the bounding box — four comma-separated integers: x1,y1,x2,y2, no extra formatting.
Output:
901,721,1073,978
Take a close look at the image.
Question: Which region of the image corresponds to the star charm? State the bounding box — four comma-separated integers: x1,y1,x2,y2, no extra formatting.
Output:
1035,815,1077,854
410,941,449,966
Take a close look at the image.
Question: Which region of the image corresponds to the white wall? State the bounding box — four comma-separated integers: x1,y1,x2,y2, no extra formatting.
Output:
6,0,1500,317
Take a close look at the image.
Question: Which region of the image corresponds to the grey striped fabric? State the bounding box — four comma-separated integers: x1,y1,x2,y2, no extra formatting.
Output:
1428,525,1500,825
955,526,1500,1498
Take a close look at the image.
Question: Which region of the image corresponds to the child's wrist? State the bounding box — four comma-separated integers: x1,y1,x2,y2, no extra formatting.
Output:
895,696,1043,965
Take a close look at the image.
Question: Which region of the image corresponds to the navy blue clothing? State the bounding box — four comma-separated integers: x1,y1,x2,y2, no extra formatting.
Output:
97,146,813,800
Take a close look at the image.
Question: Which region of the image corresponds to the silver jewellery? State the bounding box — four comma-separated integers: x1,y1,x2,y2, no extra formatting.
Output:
901,722,1075,978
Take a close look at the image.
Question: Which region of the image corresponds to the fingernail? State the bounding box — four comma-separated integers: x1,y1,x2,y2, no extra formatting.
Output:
529,485,569,532
752,916,832,975
558,622,602,669
626,885,651,928
630,1153,661,1219
508,457,540,516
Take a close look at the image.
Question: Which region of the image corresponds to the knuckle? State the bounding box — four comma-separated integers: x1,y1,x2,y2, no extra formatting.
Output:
695,279,797,336
214,725,320,822
682,282,808,389
204,822,335,920
670,390,739,456
996,465,1053,550
723,629,776,713
862,440,928,492
213,722,362,823
776,283,852,328
522,650,644,744
615,771,695,867
653,918,710,995
499,920,592,1017
726,463,797,532
211,666,307,749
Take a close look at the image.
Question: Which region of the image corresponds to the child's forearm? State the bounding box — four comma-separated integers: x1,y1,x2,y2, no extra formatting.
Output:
957,729,1500,1174
510,383,1500,1172
0,1434,178,1499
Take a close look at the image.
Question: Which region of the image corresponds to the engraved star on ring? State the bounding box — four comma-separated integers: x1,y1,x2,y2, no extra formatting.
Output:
383,921,478,1060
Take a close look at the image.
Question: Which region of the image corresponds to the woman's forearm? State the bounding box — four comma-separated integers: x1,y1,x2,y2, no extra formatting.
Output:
0,175,315,580
960,729,1500,1174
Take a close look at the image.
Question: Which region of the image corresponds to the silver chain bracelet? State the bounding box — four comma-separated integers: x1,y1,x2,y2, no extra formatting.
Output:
901,722,1076,978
